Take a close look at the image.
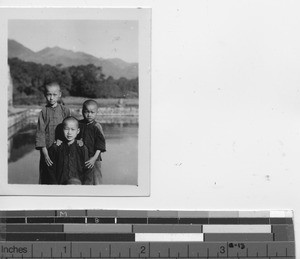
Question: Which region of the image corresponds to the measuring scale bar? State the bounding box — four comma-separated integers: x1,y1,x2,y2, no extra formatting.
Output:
0,210,295,259
0,241,295,258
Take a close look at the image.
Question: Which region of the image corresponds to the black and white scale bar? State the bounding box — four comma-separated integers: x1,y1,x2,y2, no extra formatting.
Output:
0,241,296,258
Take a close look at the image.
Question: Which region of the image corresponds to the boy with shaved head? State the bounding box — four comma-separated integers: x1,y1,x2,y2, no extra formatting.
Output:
46,116,93,185
79,100,106,184
36,82,71,184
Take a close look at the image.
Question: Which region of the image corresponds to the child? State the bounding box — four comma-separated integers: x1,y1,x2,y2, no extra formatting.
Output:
35,82,71,184
46,116,93,185
79,100,106,185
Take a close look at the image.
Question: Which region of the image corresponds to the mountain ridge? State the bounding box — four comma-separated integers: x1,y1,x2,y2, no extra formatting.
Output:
8,39,138,79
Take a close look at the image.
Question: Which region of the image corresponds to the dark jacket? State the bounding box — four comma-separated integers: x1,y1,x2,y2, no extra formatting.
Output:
78,120,106,161
46,141,93,185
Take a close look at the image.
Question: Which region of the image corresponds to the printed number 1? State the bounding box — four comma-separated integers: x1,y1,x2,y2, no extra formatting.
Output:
64,246,67,253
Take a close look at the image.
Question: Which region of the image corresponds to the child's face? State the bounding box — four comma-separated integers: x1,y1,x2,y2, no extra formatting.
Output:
82,104,97,123
63,121,80,142
45,85,61,106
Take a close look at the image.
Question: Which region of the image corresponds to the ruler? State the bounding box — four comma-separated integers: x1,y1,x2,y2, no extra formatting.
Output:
0,210,295,259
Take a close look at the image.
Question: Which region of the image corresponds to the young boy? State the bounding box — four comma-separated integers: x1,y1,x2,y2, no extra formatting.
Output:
35,82,71,184
46,116,93,185
79,100,106,185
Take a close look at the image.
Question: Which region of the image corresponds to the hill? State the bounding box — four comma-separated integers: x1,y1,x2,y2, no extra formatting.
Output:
8,39,138,79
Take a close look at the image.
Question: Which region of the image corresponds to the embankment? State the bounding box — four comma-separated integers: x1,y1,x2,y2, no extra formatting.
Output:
8,107,139,128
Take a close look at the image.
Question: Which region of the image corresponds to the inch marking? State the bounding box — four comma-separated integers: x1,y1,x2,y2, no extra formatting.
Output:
227,242,228,258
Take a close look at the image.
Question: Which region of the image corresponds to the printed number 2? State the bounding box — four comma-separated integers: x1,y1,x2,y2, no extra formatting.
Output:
140,246,146,254
220,246,226,254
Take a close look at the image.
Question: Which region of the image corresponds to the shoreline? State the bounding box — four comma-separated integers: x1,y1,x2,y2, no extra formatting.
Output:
8,106,139,128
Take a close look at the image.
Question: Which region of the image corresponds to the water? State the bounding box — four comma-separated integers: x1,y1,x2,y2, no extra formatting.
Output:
8,117,138,185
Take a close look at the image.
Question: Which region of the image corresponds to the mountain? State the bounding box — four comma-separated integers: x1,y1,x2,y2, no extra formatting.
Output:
8,39,35,60
8,39,138,79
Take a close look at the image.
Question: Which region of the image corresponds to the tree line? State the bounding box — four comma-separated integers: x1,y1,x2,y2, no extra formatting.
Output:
8,58,138,104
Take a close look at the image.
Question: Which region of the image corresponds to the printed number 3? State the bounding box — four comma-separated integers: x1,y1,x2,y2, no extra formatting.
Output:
220,246,226,254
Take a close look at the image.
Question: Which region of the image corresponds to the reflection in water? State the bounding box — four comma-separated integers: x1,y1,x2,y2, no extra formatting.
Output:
8,116,138,185
8,124,36,163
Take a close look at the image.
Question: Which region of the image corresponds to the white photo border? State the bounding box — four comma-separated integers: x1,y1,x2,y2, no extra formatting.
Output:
0,7,151,196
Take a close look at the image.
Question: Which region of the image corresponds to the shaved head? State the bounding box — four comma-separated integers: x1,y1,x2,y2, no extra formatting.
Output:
83,99,98,109
44,82,61,94
62,116,79,128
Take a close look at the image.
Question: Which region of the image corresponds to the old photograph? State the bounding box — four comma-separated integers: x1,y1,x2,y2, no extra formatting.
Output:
1,8,151,196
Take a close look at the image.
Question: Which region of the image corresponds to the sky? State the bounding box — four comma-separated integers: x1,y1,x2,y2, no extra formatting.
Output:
8,20,138,63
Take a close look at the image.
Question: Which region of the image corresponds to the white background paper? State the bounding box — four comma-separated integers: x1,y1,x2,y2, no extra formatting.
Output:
0,0,299,255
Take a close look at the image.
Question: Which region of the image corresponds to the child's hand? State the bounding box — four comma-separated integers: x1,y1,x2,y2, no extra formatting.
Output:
76,139,84,147
55,139,62,146
85,157,96,168
44,155,53,167
42,147,53,166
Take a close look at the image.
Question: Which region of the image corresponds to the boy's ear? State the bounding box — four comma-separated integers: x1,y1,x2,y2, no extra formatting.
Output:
77,128,80,134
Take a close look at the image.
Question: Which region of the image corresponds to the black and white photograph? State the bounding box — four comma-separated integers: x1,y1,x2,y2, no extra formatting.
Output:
1,8,151,196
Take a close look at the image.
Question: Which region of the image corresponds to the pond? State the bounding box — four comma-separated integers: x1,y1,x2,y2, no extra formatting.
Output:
8,116,138,185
